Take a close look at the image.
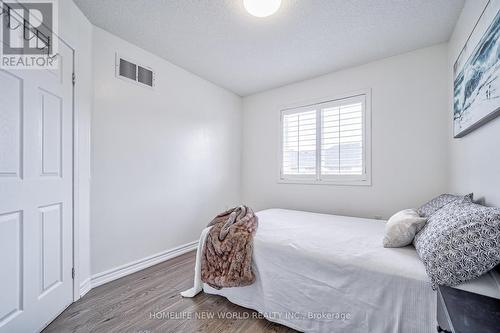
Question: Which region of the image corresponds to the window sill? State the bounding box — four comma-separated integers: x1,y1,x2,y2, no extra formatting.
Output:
277,178,372,186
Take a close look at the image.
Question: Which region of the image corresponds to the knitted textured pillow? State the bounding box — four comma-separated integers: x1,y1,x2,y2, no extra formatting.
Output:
417,193,473,218
414,201,500,289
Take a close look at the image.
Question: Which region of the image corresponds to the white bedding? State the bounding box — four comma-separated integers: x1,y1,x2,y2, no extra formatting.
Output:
192,209,499,333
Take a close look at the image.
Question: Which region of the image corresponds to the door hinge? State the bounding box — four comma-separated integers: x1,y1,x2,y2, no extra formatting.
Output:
72,73,76,86
71,268,75,279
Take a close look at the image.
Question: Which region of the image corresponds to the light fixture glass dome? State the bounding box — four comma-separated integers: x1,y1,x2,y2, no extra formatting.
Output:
243,0,282,18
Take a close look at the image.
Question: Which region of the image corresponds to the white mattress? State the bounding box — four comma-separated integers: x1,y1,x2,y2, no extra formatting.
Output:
204,209,500,333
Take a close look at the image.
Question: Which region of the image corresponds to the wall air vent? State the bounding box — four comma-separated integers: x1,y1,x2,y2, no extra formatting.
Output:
115,54,155,88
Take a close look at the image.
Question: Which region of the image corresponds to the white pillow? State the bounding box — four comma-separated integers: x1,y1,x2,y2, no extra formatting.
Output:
383,209,427,248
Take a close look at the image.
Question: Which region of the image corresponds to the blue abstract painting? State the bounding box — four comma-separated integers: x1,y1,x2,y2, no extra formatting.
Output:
454,9,500,138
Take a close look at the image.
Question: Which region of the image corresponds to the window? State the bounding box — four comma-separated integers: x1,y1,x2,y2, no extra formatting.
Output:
280,92,371,185
282,108,317,176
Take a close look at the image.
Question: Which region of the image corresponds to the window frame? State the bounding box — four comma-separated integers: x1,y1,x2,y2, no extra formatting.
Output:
278,89,372,186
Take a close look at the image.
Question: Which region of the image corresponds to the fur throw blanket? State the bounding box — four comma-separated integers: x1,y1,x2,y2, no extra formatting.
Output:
201,206,258,289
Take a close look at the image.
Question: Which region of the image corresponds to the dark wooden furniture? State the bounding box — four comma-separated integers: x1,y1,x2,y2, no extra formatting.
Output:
437,285,500,333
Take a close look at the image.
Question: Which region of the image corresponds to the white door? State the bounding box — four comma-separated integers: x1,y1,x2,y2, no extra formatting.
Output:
0,42,74,332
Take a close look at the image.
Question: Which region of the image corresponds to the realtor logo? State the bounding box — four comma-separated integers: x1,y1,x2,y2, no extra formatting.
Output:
0,0,59,69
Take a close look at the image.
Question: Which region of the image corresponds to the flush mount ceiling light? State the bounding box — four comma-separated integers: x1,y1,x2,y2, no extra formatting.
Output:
243,0,282,18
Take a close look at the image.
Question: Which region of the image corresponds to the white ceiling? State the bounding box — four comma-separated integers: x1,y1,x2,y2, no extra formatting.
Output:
74,0,464,96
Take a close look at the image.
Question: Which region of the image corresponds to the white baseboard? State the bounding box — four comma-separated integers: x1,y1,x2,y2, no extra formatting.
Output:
90,241,197,289
79,278,91,297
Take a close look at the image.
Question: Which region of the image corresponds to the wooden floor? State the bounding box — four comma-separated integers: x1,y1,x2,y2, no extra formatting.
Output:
43,251,296,333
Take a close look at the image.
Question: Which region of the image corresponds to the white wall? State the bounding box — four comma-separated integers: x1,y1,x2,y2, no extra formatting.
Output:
241,45,450,219
59,0,93,297
448,0,500,207
63,0,499,292
90,27,242,275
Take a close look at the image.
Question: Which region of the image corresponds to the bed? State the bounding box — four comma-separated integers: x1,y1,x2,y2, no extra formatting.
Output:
200,209,500,333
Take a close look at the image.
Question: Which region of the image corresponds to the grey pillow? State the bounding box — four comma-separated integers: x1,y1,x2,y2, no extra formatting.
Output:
417,193,473,218
383,209,427,248
414,201,500,289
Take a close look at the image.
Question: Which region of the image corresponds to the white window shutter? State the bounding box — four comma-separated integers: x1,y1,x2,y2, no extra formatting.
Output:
282,109,316,177
320,98,364,176
280,93,369,184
